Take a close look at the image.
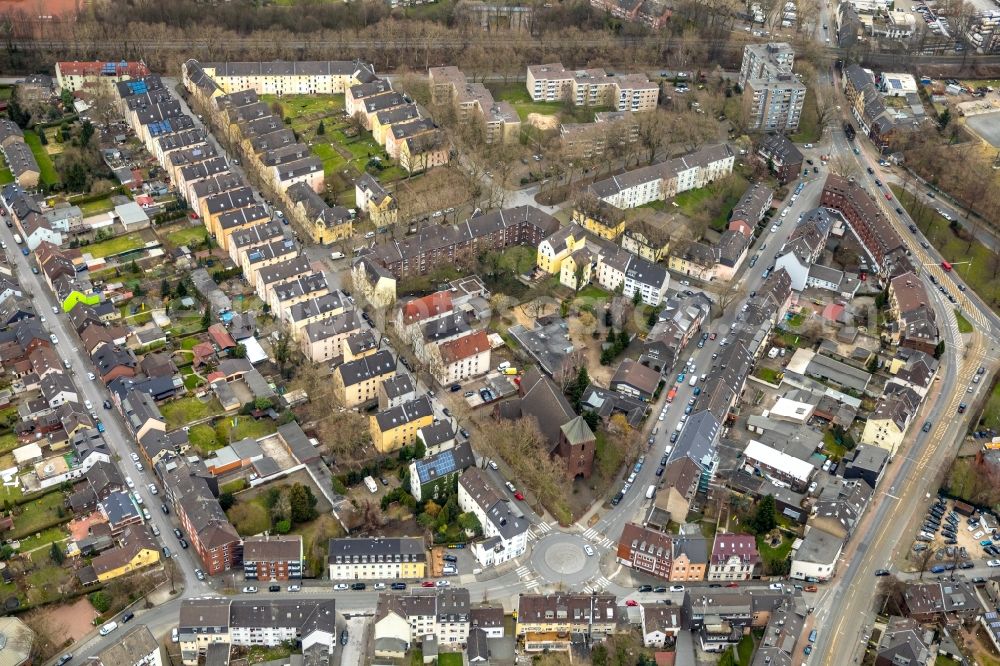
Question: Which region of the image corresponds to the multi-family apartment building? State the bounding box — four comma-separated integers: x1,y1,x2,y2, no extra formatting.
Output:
242,535,303,581
90,626,161,666
371,205,559,278
328,537,426,580
738,43,806,132
186,60,377,96
708,533,759,581
374,588,473,654
842,64,899,151
167,465,243,575
820,174,904,275
526,63,659,112
428,66,521,144
589,144,734,210
617,522,673,579
56,60,150,92
409,441,475,501
426,329,491,386
300,310,362,364
458,467,529,567
331,349,396,408
515,594,617,652
560,110,640,159
178,598,337,665
370,396,435,453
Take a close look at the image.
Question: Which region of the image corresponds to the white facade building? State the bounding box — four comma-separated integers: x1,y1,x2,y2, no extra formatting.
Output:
458,468,529,567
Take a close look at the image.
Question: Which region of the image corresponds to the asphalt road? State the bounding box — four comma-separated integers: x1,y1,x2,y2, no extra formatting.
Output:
0,222,218,665
810,126,994,666
582,173,828,560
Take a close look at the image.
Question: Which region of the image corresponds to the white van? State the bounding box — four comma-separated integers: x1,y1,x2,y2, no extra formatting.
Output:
675,421,684,432
363,476,378,494
330,251,345,260
645,485,656,499
688,376,698,387
99,621,118,636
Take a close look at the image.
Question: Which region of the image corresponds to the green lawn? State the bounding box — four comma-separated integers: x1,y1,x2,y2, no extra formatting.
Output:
183,372,205,390
216,416,278,443
757,534,794,562
312,141,348,178
84,232,145,258
11,491,66,539
188,424,221,455
0,432,18,454
978,378,1000,430
892,184,1000,312
576,284,609,302
0,153,14,186
19,526,67,552
166,225,208,248
489,84,609,123
674,175,749,232
754,367,783,384
955,309,973,333
637,199,668,211
22,130,59,186
78,197,114,216
221,478,248,494
227,495,272,536
437,655,463,666
161,396,224,430
260,94,344,120
823,429,848,461
789,91,821,144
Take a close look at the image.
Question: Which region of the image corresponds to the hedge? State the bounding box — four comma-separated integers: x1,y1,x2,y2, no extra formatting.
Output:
11,514,73,541
68,186,128,206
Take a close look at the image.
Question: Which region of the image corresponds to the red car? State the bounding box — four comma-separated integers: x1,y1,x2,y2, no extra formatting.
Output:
625,599,639,607
514,491,525,501
421,581,435,587
885,192,892,200
709,332,717,340
726,582,739,588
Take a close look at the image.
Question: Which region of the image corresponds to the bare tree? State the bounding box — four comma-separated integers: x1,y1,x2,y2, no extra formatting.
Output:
916,545,937,580
717,279,747,315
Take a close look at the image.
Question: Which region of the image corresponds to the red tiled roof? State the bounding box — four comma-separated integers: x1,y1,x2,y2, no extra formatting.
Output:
438,330,490,365
402,290,452,325
193,342,215,359
207,324,236,349
710,533,759,566
57,61,150,78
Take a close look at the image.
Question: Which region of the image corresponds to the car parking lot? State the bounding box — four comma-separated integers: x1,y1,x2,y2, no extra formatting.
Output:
913,497,999,564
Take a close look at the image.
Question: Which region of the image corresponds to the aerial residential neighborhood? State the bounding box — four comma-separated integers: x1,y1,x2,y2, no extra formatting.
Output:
0,0,999,663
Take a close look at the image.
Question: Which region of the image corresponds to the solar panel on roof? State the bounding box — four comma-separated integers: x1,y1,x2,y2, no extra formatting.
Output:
415,449,457,482
102,62,117,75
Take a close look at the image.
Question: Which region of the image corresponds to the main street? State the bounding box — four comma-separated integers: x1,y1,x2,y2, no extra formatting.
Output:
809,117,997,666
0,220,214,661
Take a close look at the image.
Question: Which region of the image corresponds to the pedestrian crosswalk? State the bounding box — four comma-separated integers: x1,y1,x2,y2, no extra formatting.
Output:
527,521,556,542
582,576,612,594
516,565,541,591
581,527,614,549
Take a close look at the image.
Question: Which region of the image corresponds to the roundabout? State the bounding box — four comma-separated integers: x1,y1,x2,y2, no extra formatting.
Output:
529,533,603,587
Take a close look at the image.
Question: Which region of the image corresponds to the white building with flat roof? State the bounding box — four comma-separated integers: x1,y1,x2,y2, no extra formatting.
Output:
741,439,814,490
880,72,918,97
